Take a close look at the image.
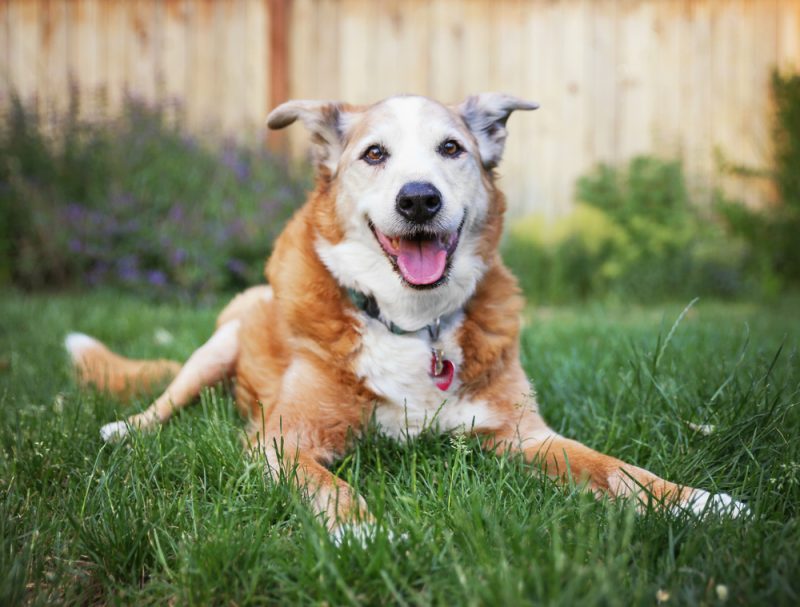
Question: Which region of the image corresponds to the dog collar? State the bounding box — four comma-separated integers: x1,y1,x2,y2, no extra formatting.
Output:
345,287,457,390
345,288,460,336
346,288,411,335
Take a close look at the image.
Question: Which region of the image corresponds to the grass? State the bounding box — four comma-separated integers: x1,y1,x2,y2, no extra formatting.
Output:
1,290,799,605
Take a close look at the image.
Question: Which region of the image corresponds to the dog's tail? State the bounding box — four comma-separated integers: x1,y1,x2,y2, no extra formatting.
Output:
64,333,181,401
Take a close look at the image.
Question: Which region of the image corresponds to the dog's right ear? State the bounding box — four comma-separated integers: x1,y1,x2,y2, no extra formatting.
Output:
267,100,349,174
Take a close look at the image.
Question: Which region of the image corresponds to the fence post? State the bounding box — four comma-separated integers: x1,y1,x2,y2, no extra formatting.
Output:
267,0,291,152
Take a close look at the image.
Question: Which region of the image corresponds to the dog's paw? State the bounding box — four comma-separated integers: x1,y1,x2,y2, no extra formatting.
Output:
329,522,403,548
100,420,130,443
330,522,377,547
679,489,750,519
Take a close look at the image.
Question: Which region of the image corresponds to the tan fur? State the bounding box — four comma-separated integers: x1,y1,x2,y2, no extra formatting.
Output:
75,94,744,534
69,338,180,401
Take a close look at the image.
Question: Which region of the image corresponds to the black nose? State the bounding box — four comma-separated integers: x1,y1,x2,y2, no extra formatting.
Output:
395,181,442,224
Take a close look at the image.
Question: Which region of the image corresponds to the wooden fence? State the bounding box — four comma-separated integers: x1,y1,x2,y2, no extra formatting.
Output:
2,0,799,216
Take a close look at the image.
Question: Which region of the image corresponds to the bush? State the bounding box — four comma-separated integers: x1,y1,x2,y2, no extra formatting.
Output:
504,157,749,304
716,70,800,290
0,92,306,299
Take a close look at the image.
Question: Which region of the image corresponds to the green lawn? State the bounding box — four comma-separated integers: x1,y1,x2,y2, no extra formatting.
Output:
1,291,799,605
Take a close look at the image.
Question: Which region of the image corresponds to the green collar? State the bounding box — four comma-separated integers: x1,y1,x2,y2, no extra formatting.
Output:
346,288,452,342
346,288,413,335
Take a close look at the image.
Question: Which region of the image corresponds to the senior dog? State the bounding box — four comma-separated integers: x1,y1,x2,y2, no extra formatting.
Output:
67,93,746,539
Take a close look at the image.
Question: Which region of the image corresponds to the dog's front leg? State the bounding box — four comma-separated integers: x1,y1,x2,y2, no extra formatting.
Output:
492,414,748,517
248,357,375,541
254,432,374,542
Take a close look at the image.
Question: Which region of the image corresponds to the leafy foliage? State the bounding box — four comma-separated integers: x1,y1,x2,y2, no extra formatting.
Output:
0,93,307,299
504,157,748,303
716,70,800,289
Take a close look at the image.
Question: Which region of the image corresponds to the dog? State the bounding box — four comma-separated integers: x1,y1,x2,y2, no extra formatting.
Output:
66,93,747,540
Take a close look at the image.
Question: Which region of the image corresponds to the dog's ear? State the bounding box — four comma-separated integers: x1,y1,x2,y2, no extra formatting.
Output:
457,93,539,169
267,100,351,174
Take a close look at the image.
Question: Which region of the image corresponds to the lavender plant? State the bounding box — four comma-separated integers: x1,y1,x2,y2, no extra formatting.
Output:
0,92,307,300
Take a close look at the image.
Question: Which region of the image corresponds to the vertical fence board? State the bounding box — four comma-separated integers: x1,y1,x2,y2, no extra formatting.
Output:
38,0,69,121
289,0,313,98
244,0,268,134
460,0,490,94
159,0,189,121
778,0,800,72
0,2,8,104
369,1,400,100
315,0,339,98
7,0,39,107
493,0,524,213
98,0,125,114
618,1,653,158
368,0,404,101
339,0,368,103
71,0,101,117
521,1,549,214
215,0,240,133
557,0,590,214
427,0,462,103
287,0,323,156
185,0,215,131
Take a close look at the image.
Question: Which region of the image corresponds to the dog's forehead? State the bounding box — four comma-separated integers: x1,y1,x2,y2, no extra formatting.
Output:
352,96,463,140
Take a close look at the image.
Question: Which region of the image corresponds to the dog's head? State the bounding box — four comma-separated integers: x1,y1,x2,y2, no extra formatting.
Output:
268,94,537,326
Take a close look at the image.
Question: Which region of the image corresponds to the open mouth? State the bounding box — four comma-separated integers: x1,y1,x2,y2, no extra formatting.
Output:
370,221,463,288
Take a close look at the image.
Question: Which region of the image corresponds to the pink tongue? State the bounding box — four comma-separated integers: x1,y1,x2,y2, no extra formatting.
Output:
397,238,448,285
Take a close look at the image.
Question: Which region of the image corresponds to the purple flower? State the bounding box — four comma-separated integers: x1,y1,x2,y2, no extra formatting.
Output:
168,204,185,223
121,219,141,233
117,255,140,282
169,248,188,265
68,238,83,252
63,203,87,223
87,262,109,286
226,258,248,277
181,134,198,151
147,270,167,286
260,199,280,214
110,192,135,209
221,148,250,182
223,219,245,239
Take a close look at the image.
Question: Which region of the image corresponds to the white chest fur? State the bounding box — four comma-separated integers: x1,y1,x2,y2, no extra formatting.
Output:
354,314,495,438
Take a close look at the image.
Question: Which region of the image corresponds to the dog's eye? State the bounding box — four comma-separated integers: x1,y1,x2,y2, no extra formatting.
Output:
438,139,463,158
362,144,388,165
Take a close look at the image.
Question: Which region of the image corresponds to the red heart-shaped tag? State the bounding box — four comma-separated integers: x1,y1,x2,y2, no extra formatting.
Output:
430,356,455,391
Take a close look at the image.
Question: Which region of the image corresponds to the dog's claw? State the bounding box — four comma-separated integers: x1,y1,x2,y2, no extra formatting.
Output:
100,421,130,443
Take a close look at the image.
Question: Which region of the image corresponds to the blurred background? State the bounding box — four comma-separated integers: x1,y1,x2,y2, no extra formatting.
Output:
1,0,799,304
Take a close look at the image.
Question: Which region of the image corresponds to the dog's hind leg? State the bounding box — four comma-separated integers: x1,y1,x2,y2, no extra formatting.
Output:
99,320,241,442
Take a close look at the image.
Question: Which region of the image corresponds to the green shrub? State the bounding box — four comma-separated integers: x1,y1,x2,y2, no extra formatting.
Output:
504,157,749,304
0,92,307,299
716,70,800,290
503,206,621,302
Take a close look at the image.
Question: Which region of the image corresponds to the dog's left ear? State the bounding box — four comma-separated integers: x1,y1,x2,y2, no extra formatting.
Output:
267,100,352,174
458,93,539,169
